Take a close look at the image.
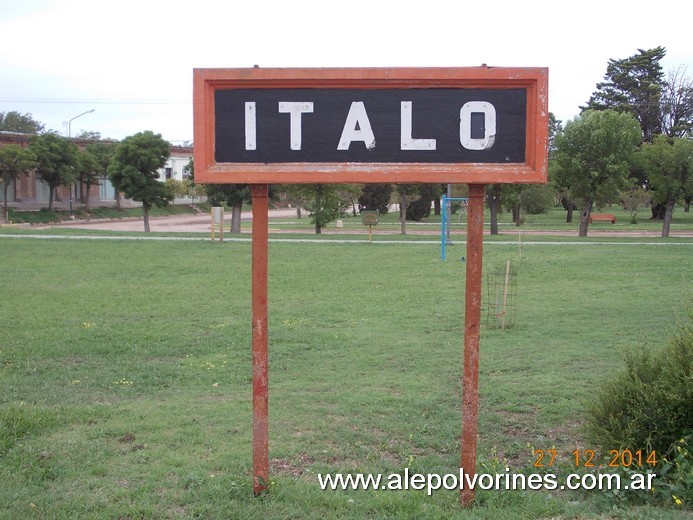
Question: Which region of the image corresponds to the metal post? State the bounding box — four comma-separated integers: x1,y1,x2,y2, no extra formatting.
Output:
460,183,485,506
251,184,269,496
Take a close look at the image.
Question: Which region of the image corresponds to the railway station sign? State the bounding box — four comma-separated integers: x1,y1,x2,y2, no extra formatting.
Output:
193,67,548,185
192,65,549,506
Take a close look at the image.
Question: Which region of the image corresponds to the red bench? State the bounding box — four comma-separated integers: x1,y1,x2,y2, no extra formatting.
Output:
589,213,616,224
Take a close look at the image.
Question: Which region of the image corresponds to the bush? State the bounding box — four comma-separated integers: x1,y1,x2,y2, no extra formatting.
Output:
585,309,692,506
585,312,692,454
520,185,555,215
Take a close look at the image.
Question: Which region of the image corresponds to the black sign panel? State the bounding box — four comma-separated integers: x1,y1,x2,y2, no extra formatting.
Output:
214,89,526,164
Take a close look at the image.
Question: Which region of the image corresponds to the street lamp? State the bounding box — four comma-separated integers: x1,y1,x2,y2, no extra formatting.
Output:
67,108,95,138
67,109,95,217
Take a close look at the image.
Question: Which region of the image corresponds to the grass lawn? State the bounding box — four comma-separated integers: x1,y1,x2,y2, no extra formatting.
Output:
1,236,691,519
208,205,693,241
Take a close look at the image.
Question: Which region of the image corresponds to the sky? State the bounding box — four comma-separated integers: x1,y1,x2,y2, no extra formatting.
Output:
1,0,691,145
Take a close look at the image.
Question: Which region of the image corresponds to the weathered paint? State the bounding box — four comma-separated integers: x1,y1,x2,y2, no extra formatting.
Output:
460,183,485,507
251,184,269,496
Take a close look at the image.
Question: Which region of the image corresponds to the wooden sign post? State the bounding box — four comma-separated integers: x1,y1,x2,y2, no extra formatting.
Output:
193,66,548,506
361,210,379,243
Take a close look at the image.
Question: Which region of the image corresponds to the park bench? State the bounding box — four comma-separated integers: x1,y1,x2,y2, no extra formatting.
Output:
589,213,616,224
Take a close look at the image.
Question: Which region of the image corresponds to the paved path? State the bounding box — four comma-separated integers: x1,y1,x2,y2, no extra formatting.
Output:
40,208,299,233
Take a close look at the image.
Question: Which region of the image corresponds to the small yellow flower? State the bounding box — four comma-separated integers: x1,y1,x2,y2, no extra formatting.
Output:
673,495,683,506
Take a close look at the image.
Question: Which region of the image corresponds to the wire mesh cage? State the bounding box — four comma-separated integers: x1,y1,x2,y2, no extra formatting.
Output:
485,259,518,330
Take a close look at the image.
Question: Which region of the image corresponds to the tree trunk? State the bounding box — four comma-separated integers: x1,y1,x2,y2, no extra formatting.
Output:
3,183,9,222
143,203,151,232
512,204,521,226
578,199,593,237
651,202,665,219
314,186,322,234
48,186,55,211
684,196,691,212
487,185,500,235
560,196,575,223
433,195,441,216
115,190,122,211
661,198,676,238
231,199,242,233
400,193,407,235
84,182,91,213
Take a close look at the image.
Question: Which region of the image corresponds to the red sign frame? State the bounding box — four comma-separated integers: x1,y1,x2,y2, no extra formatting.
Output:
193,67,548,185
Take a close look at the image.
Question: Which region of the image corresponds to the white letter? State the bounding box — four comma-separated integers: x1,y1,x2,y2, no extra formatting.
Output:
245,102,256,150
460,101,496,150
337,101,376,150
401,101,436,150
278,101,314,150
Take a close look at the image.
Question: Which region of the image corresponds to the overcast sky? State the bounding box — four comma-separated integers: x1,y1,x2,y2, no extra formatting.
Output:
1,0,690,144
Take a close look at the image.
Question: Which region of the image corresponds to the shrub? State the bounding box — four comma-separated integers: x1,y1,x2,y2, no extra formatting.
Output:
520,184,555,215
585,311,691,454
585,309,692,506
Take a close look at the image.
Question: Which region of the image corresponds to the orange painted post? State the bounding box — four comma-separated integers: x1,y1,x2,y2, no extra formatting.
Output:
460,183,486,506
251,184,269,495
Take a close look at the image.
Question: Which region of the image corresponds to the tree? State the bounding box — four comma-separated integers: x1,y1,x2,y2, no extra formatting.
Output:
486,184,503,235
337,184,362,217
639,136,693,237
620,185,651,224
29,133,79,211
552,110,642,236
547,112,563,155
84,141,117,210
0,111,45,134
75,149,100,213
206,184,249,233
394,184,418,235
282,184,348,233
177,159,206,206
405,184,437,221
297,184,345,234
583,47,666,143
548,113,579,223
504,184,555,226
281,185,310,219
108,131,172,232
75,130,102,140
661,66,693,138
358,183,393,214
0,144,36,222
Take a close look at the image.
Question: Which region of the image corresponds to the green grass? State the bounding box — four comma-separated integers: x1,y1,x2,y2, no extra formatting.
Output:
6,204,197,224
1,237,692,518
232,205,693,236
